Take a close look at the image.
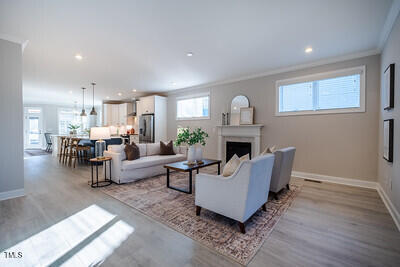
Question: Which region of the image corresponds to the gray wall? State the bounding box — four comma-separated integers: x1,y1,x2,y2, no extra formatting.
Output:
378,13,400,212
167,55,380,181
0,39,24,198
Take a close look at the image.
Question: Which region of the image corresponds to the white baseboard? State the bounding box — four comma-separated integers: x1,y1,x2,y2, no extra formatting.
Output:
292,171,377,189
0,188,25,201
292,170,400,231
376,184,400,231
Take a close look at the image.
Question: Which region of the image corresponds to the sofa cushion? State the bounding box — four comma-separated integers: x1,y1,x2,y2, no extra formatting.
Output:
121,154,186,171
146,143,160,156
137,144,146,157
160,141,176,155
125,143,140,161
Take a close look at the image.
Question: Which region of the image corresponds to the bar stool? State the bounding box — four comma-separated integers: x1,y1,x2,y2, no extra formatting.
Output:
68,138,81,168
62,137,72,165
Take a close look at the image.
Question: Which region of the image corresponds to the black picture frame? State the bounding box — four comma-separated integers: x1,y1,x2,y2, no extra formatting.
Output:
383,119,394,162
383,64,395,110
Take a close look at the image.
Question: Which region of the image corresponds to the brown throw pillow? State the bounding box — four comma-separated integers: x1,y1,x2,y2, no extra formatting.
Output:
124,142,140,161
160,141,176,155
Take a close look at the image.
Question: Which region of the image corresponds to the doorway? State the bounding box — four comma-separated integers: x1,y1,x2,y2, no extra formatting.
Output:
24,107,43,149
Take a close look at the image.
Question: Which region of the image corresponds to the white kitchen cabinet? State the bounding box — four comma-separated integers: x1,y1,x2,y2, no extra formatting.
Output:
130,135,139,144
138,96,155,115
102,103,133,126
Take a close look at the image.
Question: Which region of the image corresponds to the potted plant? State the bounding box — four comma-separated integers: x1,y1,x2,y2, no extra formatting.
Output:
175,127,209,164
68,124,80,136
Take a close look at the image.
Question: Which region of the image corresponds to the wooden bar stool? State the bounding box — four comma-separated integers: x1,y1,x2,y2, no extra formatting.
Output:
58,137,66,163
63,137,72,165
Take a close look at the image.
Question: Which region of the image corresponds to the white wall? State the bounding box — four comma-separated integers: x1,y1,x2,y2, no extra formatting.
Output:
167,55,380,182
378,12,400,213
0,39,24,200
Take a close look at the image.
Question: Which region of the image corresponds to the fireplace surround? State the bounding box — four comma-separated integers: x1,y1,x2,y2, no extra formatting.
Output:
216,124,263,164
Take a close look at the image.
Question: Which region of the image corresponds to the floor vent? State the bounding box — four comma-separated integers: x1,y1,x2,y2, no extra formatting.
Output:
304,179,322,183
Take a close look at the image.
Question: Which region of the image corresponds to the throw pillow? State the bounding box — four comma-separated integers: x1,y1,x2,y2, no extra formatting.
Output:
240,154,250,161
160,141,176,155
124,142,140,161
260,145,276,155
222,154,240,177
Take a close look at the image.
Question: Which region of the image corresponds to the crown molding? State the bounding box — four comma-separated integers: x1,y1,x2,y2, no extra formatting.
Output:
378,0,400,50
167,49,380,95
0,33,29,52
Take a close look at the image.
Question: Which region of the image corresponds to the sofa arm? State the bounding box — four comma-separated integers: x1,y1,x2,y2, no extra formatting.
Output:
104,151,123,183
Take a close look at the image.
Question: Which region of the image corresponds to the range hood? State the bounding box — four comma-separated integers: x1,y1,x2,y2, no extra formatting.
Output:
127,99,138,116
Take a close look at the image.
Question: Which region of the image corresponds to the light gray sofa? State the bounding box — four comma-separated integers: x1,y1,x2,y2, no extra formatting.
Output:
104,143,187,184
269,147,296,199
195,154,275,233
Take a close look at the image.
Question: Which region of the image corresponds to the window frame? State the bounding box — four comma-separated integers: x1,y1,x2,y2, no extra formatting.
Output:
176,92,211,121
275,66,366,116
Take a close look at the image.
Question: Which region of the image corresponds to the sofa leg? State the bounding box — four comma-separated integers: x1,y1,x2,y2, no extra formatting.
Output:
286,184,290,190
239,222,246,234
262,203,266,211
196,206,201,216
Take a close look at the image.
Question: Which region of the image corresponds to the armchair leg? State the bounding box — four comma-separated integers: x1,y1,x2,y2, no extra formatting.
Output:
196,206,201,216
262,203,266,211
286,184,290,190
238,222,246,234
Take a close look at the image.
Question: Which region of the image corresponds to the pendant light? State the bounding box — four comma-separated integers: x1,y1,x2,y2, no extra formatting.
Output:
80,87,87,116
90,82,97,115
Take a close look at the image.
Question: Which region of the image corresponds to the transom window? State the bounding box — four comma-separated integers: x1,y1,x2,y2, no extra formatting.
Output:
276,66,365,116
176,93,210,120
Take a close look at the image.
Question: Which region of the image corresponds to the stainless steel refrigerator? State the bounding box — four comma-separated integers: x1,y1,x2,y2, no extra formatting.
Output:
139,114,154,143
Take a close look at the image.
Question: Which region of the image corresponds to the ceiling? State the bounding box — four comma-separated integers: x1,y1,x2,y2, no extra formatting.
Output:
0,0,395,105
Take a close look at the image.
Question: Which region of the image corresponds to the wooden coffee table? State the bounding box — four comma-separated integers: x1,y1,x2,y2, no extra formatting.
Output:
164,159,221,194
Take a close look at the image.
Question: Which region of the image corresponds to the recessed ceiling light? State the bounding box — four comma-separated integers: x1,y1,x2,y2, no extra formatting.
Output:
68,90,73,94
171,82,177,86
106,96,110,99
305,47,313,53
75,54,83,60
118,92,122,96
132,89,137,92
186,52,193,57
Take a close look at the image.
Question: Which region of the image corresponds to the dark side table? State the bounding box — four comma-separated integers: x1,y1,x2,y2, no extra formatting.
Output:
90,157,112,188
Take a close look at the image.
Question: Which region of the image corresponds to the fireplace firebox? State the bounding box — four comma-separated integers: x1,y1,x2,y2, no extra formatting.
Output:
226,141,251,162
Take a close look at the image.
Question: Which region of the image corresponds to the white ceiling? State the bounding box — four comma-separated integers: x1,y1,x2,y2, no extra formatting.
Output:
0,0,395,105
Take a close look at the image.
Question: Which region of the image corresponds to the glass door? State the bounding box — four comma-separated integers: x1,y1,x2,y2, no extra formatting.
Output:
24,108,43,149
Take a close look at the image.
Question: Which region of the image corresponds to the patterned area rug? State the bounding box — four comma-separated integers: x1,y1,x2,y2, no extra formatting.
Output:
101,166,302,265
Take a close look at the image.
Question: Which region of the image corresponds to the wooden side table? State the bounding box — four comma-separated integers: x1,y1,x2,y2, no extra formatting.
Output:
90,157,112,188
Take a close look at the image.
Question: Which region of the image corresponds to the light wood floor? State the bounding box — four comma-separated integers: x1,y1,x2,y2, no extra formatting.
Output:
1,155,400,266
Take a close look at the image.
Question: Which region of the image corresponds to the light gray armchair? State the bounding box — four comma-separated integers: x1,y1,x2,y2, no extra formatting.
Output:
195,154,275,234
269,147,296,199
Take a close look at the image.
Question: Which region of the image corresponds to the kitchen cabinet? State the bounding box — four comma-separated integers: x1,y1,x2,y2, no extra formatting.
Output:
103,103,133,126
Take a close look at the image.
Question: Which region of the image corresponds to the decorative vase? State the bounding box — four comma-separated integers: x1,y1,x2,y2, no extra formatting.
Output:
187,145,196,163
195,145,203,162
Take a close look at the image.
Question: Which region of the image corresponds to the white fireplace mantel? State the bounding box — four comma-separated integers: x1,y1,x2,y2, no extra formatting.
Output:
216,124,264,162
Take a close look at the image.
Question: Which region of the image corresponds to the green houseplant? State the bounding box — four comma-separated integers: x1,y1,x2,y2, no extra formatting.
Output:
68,124,80,135
175,127,209,163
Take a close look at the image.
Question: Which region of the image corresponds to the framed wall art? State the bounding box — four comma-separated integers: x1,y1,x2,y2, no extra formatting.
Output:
383,63,395,110
383,119,394,162
239,107,254,125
